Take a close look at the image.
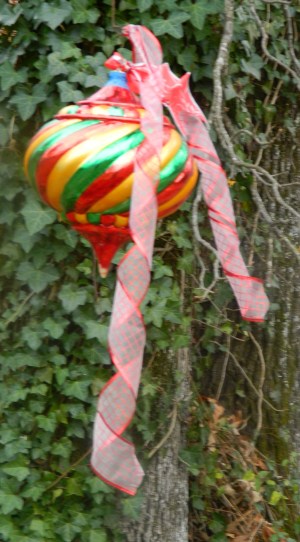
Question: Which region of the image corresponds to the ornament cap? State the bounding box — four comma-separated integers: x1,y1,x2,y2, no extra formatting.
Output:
104,71,129,89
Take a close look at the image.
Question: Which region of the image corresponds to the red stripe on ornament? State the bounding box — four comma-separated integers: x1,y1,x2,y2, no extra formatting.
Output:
156,155,193,206
157,199,186,219
75,129,171,214
35,122,112,202
74,150,135,213
27,120,60,146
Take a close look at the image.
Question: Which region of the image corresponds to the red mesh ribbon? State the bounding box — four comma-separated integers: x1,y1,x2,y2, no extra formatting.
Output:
158,63,269,322
91,25,269,495
91,26,163,495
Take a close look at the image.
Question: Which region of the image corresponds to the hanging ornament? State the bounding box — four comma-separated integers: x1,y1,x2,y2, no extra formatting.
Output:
24,24,269,496
24,70,197,277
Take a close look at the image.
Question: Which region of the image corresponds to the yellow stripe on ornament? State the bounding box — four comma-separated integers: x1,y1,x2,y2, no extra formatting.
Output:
24,120,80,175
158,162,198,215
114,215,129,227
88,129,182,213
46,123,139,210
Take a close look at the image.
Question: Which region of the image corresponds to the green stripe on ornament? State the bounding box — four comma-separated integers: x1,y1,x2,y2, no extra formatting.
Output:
87,212,101,224
28,120,60,152
157,142,188,191
107,106,124,117
27,119,100,185
104,141,189,215
37,119,60,131
61,129,145,212
62,105,80,114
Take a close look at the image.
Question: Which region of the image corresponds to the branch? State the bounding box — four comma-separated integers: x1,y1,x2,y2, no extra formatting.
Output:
262,0,292,4
284,4,300,76
250,1,300,87
192,183,220,298
249,332,266,441
209,0,234,140
213,341,286,413
4,291,35,328
215,334,231,401
45,448,91,491
148,403,178,459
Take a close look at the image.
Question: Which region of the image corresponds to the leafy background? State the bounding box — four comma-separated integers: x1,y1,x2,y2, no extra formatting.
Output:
1,0,300,540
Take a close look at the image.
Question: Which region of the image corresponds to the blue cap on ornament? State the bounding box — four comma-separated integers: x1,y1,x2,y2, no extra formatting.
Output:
104,71,129,89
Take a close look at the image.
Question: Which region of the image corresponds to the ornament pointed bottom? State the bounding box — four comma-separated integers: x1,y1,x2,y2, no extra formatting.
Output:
71,223,132,277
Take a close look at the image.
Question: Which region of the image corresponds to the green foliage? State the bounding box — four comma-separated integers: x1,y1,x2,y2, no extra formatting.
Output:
185,400,300,540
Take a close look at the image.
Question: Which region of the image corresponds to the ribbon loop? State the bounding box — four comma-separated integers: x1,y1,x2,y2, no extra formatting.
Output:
122,24,269,322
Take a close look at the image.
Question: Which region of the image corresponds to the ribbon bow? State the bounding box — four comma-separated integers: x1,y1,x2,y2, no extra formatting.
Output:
90,25,269,495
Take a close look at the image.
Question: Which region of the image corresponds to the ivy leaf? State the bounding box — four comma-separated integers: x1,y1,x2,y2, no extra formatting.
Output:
16,262,59,293
145,299,167,328
12,225,37,253
153,264,173,280
241,55,264,80
9,93,45,121
21,197,56,234
189,4,208,30
55,368,69,386
36,414,57,433
178,46,197,71
0,489,24,515
0,63,28,92
47,52,69,77
84,321,108,345
269,490,283,506
3,353,42,370
84,75,104,88
88,529,107,542
64,380,90,401
71,1,100,24
189,2,223,30
0,516,16,539
22,484,45,504
29,519,52,537
55,522,80,542
57,81,84,104
122,492,143,520
66,478,83,497
169,11,191,25
43,317,66,339
2,460,30,482
58,284,87,312
22,328,44,350
137,0,153,12
53,224,78,248
180,444,204,471
0,5,22,25
150,18,170,36
151,11,190,38
59,42,82,60
35,2,73,30
52,438,73,458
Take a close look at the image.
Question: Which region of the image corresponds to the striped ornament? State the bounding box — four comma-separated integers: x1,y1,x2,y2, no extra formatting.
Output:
24,72,198,273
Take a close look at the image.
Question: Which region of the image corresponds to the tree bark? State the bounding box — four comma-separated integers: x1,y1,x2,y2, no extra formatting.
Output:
122,346,191,542
202,120,300,467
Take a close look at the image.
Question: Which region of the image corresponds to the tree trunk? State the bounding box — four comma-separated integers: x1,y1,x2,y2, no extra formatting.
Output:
202,120,300,467
122,347,191,542
260,118,300,466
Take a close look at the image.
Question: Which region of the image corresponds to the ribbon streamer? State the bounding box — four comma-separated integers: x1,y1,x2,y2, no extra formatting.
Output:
91,25,269,495
91,26,163,495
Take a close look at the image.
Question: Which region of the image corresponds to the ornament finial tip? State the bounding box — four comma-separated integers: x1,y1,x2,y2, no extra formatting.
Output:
99,265,109,279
